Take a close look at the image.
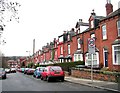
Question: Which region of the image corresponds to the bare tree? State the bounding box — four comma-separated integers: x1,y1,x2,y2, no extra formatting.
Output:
0,0,21,44
0,0,21,28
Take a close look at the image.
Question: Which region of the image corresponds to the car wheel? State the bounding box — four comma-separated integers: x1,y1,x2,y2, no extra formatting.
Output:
36,75,38,78
33,74,35,77
61,77,64,82
39,75,41,78
4,76,6,79
46,76,50,82
41,76,43,80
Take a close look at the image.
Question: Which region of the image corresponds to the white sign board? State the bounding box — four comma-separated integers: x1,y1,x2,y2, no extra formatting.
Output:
88,38,95,54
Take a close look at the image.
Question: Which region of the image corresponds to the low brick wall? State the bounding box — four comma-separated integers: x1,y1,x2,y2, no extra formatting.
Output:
65,71,69,76
71,69,117,82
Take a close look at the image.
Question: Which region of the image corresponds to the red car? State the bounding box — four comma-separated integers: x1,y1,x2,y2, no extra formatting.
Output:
41,66,64,82
26,68,35,75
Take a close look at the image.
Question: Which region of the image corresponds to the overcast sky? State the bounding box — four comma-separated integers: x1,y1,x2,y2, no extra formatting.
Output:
1,0,120,56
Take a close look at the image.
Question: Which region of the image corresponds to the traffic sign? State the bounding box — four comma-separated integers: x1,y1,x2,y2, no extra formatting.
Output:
88,38,95,54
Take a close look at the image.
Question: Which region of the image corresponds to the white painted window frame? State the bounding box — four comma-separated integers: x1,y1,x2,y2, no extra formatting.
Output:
44,53,46,61
68,44,70,55
102,24,107,40
74,54,83,61
77,38,81,49
60,46,63,55
117,20,120,36
112,44,120,65
85,52,99,67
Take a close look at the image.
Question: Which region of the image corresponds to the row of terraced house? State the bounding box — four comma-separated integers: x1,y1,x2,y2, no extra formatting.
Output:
20,1,120,71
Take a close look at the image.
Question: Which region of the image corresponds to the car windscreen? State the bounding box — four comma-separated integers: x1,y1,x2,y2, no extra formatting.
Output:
50,66,62,71
0,68,4,71
37,67,44,71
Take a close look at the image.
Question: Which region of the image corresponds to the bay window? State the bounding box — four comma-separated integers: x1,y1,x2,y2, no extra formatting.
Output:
85,53,99,67
112,45,120,65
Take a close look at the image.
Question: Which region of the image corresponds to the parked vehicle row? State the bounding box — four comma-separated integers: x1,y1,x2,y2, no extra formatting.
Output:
18,68,35,75
26,68,35,75
17,68,25,73
10,68,16,73
4,68,11,73
5,68,16,73
19,66,65,82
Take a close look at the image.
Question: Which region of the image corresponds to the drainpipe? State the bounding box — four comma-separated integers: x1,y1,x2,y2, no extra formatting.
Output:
82,33,85,63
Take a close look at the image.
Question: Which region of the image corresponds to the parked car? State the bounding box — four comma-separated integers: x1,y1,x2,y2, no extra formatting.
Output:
10,68,16,73
41,66,64,82
26,68,35,75
20,68,25,73
17,68,21,72
24,68,30,74
5,68,11,73
0,68,6,79
33,67,45,78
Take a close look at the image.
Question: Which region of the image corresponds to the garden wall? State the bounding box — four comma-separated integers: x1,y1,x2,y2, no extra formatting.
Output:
65,68,120,82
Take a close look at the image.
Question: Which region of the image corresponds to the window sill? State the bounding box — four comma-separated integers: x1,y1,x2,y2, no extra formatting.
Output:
102,38,108,41
113,63,120,65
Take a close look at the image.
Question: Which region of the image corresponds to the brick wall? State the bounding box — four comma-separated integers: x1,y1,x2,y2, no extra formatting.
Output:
71,69,117,82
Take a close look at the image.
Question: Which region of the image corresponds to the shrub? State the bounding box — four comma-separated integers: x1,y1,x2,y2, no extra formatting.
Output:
34,63,39,69
39,61,84,71
28,62,34,68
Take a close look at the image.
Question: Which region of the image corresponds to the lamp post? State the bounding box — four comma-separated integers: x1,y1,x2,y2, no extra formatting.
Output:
26,51,31,66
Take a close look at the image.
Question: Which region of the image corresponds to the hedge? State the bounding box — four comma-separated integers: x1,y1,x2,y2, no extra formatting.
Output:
39,61,84,71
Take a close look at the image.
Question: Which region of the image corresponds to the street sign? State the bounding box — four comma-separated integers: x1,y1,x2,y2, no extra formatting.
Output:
88,38,95,54
88,38,95,83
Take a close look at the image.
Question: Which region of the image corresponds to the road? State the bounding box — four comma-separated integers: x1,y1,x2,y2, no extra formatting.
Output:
1,72,116,93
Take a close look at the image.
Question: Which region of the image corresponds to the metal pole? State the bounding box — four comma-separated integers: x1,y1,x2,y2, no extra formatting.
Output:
33,39,35,55
91,53,93,83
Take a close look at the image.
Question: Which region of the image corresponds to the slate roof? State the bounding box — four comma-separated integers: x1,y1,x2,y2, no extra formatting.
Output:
95,16,105,20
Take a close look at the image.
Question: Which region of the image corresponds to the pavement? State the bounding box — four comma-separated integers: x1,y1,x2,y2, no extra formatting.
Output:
65,76,120,92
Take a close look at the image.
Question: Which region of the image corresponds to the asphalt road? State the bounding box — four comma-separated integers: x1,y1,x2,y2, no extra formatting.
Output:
1,72,116,93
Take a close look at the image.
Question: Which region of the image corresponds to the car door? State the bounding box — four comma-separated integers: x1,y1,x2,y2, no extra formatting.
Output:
34,69,37,76
42,68,48,79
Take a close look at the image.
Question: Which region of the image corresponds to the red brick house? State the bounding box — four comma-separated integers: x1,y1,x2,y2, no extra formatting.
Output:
98,7,120,70
57,33,64,63
80,1,120,70
33,1,120,71
53,38,59,62
7,60,17,68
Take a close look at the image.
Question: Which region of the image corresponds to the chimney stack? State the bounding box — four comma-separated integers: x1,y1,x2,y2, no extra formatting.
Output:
106,0,113,16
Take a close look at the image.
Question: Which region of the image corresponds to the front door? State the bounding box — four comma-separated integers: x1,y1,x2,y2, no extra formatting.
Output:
104,51,108,67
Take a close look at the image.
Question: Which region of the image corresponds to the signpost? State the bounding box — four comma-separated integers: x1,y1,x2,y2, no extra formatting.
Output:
88,38,95,83
88,38,95,54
